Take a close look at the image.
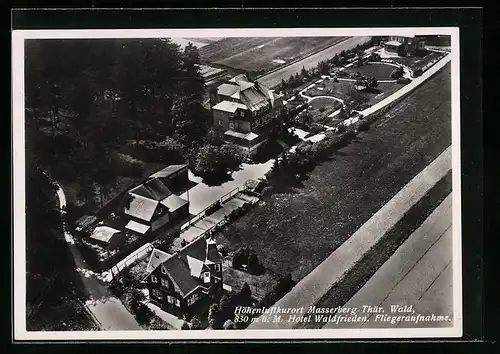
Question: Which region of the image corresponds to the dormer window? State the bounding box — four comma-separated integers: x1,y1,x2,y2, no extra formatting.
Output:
161,265,167,275
203,271,211,283
151,275,157,283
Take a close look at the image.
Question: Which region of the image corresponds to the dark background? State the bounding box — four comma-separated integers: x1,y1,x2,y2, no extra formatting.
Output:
10,6,486,351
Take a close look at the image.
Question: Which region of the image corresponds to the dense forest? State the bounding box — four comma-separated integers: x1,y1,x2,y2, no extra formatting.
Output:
25,38,227,214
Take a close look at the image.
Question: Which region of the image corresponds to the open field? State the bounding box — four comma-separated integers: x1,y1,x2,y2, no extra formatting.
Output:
257,36,371,88
214,63,451,281
345,62,396,79
199,37,348,73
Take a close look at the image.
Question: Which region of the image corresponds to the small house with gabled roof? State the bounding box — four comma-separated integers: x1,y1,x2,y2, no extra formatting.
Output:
117,164,190,235
145,237,223,313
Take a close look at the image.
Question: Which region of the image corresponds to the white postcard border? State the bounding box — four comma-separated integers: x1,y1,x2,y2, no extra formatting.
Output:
12,26,462,340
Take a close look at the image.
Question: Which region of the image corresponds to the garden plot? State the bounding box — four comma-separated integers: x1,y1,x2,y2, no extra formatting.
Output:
344,62,398,80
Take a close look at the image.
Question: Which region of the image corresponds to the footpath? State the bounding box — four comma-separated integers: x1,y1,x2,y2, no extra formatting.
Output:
247,146,452,329
50,175,142,330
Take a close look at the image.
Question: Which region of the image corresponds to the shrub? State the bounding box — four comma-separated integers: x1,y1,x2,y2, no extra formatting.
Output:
397,77,411,84
390,66,404,79
190,315,204,330
223,320,236,330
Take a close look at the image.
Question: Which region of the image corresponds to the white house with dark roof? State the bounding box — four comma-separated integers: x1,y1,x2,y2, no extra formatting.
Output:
145,237,223,313
210,74,284,150
117,164,190,235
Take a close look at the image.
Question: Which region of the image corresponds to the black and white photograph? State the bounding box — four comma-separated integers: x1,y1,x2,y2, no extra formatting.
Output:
13,27,461,340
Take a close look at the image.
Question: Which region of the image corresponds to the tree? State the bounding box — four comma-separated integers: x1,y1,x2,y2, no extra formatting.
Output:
247,251,263,275
390,66,404,79
223,319,235,330
300,66,309,80
192,144,244,184
317,60,330,75
208,303,222,329
190,315,204,330
239,282,253,305
232,247,249,269
181,321,190,330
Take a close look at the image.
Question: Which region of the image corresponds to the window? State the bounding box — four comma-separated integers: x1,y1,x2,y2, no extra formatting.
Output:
214,264,221,272
239,110,243,117
167,295,174,304
161,265,167,275
218,119,224,126
151,289,163,300
175,299,181,307
203,271,211,283
187,293,199,306
161,278,169,288
151,275,157,283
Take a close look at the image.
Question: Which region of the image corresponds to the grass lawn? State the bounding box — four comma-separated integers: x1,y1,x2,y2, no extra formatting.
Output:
309,97,343,111
391,50,445,70
306,79,406,108
344,62,396,80
213,63,451,282
222,264,281,301
200,37,348,73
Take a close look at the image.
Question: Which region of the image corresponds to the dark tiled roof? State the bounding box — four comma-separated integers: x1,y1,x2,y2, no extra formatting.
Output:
178,236,206,264
143,178,172,200
206,239,221,264
130,178,172,201
163,255,201,296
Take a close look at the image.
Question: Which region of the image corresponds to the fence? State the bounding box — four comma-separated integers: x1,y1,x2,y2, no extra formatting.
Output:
220,187,240,204
106,242,153,279
181,187,241,231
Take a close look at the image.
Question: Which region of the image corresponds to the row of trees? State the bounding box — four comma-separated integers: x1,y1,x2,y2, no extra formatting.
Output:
25,39,226,209
279,38,381,94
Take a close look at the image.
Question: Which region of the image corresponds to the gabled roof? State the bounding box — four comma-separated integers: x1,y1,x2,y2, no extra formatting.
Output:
146,248,172,274
125,220,150,234
385,40,402,46
145,237,222,297
160,193,189,212
212,100,248,113
129,178,172,201
90,225,121,243
149,164,188,179
206,238,221,264
178,236,207,264
162,255,201,296
217,83,240,97
186,255,205,278
122,193,159,222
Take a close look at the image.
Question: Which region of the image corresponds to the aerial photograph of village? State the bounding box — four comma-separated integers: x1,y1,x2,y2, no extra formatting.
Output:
22,32,455,334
